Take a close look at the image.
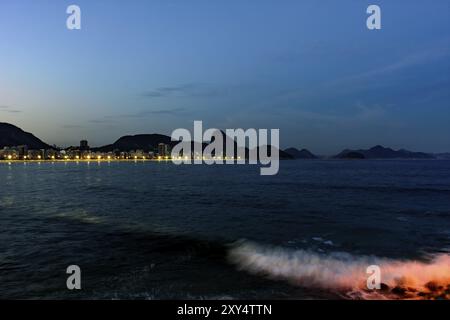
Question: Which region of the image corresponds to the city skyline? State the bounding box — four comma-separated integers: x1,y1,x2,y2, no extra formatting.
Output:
1,121,448,159
1,0,450,153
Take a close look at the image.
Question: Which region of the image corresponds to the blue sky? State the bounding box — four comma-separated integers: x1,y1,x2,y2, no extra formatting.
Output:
0,0,449,154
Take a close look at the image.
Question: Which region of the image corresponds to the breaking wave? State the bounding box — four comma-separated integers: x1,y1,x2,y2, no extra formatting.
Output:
229,240,450,299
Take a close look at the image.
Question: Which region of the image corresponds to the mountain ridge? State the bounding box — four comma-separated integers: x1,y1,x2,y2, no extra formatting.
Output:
0,123,446,159
284,147,318,159
0,122,52,150
334,145,435,159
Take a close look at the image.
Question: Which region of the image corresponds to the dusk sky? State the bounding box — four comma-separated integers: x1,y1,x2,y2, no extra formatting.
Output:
0,0,449,154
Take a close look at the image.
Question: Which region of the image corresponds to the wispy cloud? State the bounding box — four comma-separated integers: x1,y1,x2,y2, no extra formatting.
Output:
0,105,22,113
89,119,113,124
142,84,225,98
256,45,450,114
122,108,186,117
293,103,387,125
62,124,86,129
142,84,195,98
89,108,186,124
331,46,450,85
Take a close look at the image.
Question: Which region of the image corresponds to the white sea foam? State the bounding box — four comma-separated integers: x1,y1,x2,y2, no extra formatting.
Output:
229,240,450,299
55,209,103,224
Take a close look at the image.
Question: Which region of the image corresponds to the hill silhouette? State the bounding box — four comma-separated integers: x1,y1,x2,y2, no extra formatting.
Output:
334,145,434,159
0,123,52,149
284,148,317,159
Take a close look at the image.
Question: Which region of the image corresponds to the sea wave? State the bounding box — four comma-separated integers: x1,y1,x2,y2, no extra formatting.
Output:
55,209,103,224
229,240,450,299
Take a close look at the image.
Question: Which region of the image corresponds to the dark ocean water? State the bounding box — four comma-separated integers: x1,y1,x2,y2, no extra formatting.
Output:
0,160,449,299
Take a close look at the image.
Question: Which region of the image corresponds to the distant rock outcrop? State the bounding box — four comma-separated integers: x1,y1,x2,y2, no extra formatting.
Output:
334,145,434,159
284,147,317,159
0,122,52,149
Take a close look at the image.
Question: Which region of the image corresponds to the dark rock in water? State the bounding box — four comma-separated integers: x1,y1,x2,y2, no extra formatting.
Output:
403,292,416,299
425,281,440,292
417,291,427,297
391,286,407,295
380,283,390,292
